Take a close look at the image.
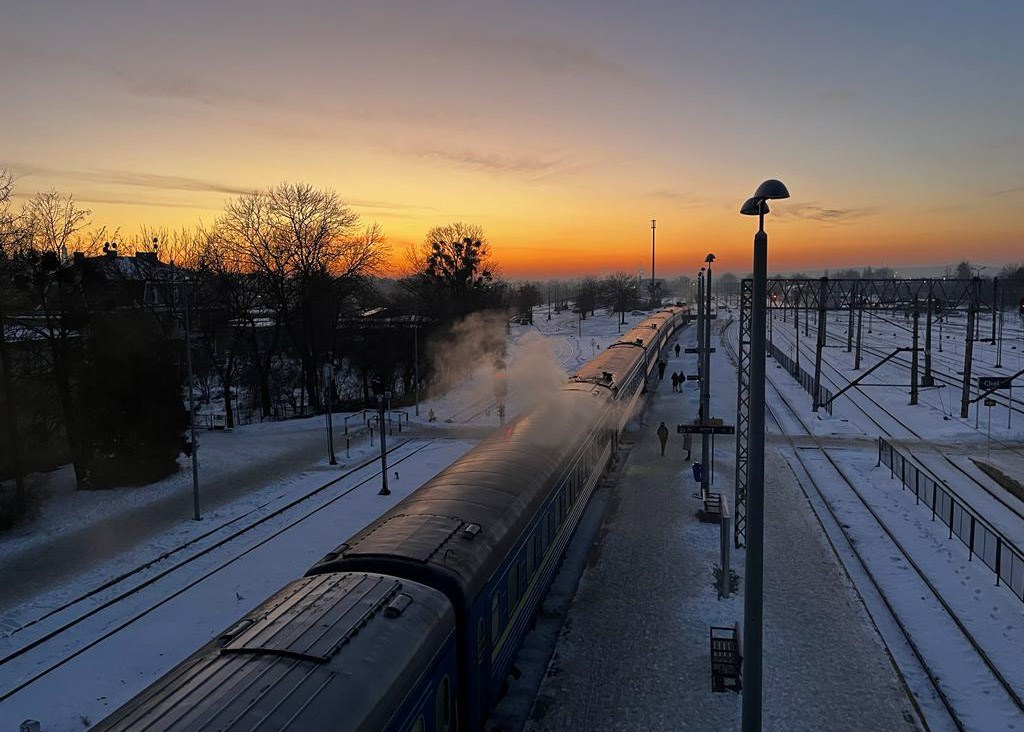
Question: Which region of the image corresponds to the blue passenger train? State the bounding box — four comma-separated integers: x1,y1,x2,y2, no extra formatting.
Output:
93,307,688,732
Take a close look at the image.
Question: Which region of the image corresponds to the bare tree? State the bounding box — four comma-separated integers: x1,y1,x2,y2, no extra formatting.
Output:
600,272,638,324
216,182,387,410
22,190,91,260
17,190,93,486
0,169,27,514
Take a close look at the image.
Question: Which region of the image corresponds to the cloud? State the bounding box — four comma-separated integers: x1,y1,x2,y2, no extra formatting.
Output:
644,189,728,210
399,145,583,180
7,163,251,196
434,27,652,87
110,68,265,107
812,88,860,103
776,204,878,224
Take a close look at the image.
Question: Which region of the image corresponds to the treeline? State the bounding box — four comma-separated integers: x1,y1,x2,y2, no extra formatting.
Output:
0,175,542,523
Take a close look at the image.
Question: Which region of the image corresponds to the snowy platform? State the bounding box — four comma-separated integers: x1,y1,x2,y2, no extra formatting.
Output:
526,325,920,731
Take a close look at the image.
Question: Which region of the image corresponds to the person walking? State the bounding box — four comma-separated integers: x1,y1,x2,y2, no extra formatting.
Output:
670,372,679,393
658,360,666,380
674,343,681,358
656,422,669,456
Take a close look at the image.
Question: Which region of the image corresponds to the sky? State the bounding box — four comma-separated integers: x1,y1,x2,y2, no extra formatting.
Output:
2,1,1023,278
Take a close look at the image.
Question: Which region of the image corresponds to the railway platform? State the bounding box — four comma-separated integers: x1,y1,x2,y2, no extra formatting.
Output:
526,326,921,731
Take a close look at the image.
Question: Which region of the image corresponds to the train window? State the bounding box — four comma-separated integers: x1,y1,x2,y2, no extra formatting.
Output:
436,676,451,732
507,568,518,611
409,716,425,732
491,596,500,645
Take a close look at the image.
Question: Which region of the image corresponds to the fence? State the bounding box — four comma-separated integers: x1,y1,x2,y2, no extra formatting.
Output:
878,437,1024,603
767,340,834,415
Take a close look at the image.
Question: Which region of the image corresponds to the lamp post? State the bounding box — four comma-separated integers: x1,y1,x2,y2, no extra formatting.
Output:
377,392,390,495
739,179,790,732
701,253,715,500
181,276,201,521
650,218,657,308
697,269,705,386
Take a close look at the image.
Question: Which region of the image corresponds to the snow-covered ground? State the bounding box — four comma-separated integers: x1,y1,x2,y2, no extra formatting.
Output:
0,306,642,731
720,304,1024,730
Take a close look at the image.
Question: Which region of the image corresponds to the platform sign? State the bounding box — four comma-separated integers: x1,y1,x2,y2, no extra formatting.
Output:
984,398,997,407
686,374,701,381
678,423,735,435
684,347,716,354
979,376,1013,391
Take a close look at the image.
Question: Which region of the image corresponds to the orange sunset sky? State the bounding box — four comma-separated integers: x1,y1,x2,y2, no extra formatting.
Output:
3,2,1023,278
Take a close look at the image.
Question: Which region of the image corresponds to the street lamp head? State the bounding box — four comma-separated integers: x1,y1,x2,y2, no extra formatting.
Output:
740,197,767,216
752,178,790,201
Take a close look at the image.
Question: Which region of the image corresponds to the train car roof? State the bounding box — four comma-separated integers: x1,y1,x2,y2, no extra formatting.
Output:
573,308,683,386
92,573,454,732
308,387,608,603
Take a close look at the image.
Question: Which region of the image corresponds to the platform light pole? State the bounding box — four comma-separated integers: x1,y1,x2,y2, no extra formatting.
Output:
740,179,790,732
701,254,715,499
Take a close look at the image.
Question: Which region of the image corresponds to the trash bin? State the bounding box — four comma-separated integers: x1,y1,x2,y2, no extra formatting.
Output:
691,462,702,482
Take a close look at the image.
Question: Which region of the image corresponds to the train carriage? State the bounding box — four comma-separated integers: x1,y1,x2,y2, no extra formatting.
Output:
92,573,458,732
93,306,688,732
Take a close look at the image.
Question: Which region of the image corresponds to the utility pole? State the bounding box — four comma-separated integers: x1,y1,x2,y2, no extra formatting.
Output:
910,308,920,405
923,282,934,387
413,319,420,416
650,219,657,308
812,277,827,411
324,360,337,465
377,393,390,495
183,279,200,521
960,277,979,418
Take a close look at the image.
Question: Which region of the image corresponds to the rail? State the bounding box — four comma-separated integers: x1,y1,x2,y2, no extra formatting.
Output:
878,436,1024,604
767,339,834,415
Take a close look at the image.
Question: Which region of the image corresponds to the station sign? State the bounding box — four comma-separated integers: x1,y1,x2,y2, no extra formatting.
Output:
684,347,716,354
984,398,997,407
978,376,1013,391
677,423,736,435
686,374,701,381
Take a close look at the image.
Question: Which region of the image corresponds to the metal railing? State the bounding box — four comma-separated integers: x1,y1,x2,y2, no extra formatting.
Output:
878,437,1024,603
767,340,834,415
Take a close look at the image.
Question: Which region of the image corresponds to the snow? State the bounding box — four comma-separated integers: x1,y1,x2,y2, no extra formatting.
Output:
0,306,645,731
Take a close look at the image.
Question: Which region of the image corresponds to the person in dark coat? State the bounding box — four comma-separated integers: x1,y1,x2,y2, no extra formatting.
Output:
674,343,681,358
670,372,679,392
656,422,669,456
658,360,666,379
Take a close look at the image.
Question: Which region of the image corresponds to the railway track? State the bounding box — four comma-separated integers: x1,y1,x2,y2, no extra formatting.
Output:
769,319,1024,527
0,439,437,703
722,318,1024,731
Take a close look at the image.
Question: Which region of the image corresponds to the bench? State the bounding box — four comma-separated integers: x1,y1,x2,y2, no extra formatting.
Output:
710,624,742,693
698,492,723,523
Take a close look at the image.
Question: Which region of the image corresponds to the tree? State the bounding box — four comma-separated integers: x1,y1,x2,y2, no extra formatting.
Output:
216,182,387,411
405,222,502,319
75,312,188,487
513,282,542,324
19,190,94,487
576,276,600,318
0,169,27,518
600,272,638,324
955,260,973,280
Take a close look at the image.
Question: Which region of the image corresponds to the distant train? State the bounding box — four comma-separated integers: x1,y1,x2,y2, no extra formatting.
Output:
94,307,689,732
